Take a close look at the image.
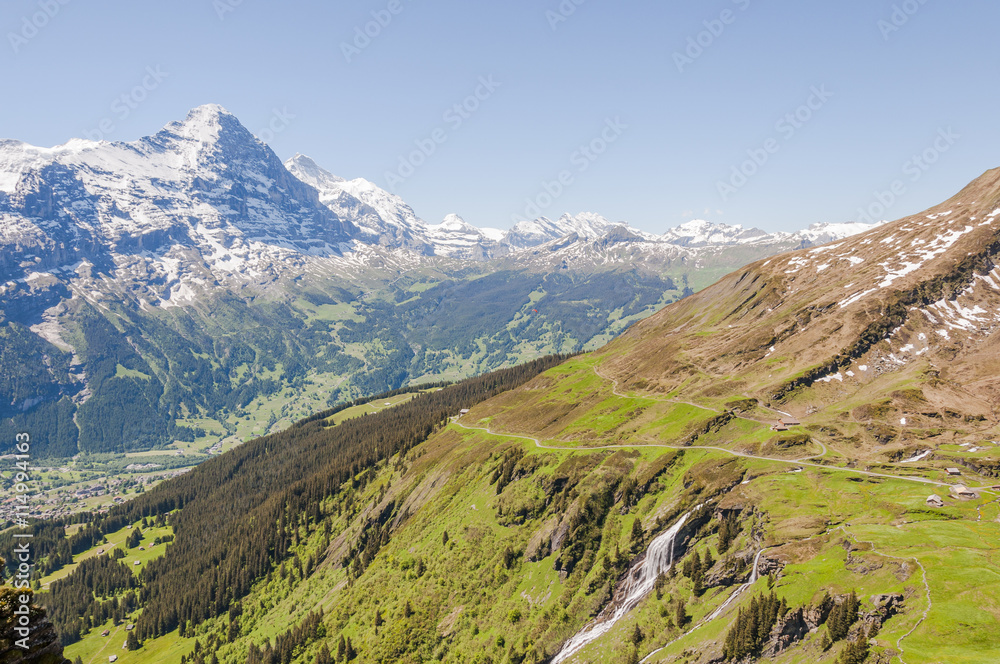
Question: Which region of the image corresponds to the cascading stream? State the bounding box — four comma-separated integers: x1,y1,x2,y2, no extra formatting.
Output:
552,511,693,664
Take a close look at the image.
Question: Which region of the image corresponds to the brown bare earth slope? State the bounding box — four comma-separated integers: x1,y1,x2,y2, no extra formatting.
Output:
596,168,1000,452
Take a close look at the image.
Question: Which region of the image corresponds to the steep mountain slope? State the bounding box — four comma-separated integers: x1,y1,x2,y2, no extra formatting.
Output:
0,105,356,291
30,169,1000,664
600,167,1000,431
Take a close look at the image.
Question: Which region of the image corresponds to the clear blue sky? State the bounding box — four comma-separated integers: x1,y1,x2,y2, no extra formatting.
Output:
2,0,998,233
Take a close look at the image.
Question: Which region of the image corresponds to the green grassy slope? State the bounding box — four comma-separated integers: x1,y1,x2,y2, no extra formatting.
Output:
46,352,1000,664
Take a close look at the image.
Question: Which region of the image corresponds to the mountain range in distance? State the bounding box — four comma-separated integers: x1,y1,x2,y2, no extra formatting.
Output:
0,104,876,277
0,104,881,463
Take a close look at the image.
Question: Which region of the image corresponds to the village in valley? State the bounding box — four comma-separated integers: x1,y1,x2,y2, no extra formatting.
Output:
0,457,193,525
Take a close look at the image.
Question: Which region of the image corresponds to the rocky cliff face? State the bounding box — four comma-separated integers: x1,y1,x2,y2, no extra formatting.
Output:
0,596,68,664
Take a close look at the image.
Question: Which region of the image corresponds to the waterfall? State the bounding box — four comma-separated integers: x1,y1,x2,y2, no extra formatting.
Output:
552,511,692,664
638,547,765,664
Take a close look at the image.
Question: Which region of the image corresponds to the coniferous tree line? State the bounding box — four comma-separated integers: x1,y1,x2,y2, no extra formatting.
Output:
837,635,870,664
40,355,569,644
45,556,139,644
716,512,740,554
826,591,860,642
229,610,326,664
5,264,669,457
722,591,788,661
680,549,715,596
722,589,865,662
0,513,106,579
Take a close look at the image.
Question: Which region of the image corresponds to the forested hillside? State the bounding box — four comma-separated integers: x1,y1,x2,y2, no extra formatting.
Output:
21,355,569,649
0,267,681,458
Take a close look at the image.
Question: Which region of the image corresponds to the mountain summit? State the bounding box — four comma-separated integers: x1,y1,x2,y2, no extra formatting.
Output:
0,104,357,302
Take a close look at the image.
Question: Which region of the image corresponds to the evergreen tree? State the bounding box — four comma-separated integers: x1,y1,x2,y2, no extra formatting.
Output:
721,591,784,661
690,550,705,595
630,518,644,551
828,591,860,642
717,512,740,553
837,635,870,664
630,623,644,645
126,630,140,650
316,644,332,664
654,571,667,600
674,598,687,628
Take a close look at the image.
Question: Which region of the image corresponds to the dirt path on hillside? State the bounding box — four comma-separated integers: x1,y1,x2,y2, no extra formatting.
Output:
831,527,932,664
593,366,831,459
451,420,964,490
86,625,121,664
586,366,1000,493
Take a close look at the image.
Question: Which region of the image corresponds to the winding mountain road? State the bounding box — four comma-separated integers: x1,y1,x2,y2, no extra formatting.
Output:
452,419,958,490
586,364,996,492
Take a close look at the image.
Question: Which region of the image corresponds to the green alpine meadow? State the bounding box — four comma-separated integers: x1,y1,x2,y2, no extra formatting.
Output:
3,3,999,663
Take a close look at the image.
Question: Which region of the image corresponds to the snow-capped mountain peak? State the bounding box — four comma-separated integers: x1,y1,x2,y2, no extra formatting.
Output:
502,212,619,249
283,154,428,249
0,106,358,307
285,153,346,189
662,219,771,246
432,213,476,233
169,103,233,142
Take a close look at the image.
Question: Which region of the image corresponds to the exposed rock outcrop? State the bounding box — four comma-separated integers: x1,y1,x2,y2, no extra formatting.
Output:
0,602,68,664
